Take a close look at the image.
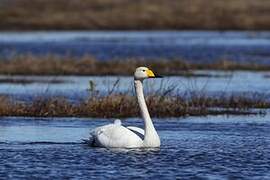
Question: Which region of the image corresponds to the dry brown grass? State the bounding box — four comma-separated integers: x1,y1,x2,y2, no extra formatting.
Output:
0,93,267,117
0,54,270,76
1,0,270,30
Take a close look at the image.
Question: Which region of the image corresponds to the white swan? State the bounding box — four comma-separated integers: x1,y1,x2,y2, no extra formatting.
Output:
89,67,161,148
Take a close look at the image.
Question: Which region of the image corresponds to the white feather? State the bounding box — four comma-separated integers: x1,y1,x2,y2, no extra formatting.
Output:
89,67,160,148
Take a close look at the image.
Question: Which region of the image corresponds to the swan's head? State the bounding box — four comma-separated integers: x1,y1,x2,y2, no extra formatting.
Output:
134,67,162,80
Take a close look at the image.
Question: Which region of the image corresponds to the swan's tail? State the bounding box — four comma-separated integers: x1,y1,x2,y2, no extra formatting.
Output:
82,130,96,147
83,119,121,146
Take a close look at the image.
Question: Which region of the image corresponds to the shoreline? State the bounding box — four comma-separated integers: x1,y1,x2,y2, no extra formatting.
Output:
1,55,270,76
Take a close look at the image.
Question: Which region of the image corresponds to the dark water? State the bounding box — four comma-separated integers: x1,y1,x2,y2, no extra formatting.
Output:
1,31,270,63
1,116,270,179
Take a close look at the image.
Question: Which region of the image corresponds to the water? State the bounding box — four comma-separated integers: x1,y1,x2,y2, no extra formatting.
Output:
1,71,270,101
1,116,270,179
1,31,270,179
1,31,270,100
1,31,270,63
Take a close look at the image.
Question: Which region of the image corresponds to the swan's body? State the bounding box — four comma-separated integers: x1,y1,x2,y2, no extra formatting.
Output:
90,67,161,148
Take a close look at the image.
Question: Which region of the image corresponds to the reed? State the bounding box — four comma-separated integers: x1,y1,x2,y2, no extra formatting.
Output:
0,93,267,117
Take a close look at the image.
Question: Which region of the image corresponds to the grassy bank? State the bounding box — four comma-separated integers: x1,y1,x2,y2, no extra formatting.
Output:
1,55,270,76
0,93,268,118
1,0,270,30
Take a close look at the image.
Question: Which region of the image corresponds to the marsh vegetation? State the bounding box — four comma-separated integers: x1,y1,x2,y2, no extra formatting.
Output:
1,54,270,76
0,54,269,118
0,89,268,117
1,0,270,30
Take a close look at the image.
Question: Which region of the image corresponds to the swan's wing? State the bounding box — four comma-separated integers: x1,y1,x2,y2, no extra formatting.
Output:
126,126,145,140
126,126,144,135
92,124,143,148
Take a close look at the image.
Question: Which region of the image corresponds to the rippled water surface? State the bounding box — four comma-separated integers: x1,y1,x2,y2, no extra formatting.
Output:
1,116,270,179
1,31,270,179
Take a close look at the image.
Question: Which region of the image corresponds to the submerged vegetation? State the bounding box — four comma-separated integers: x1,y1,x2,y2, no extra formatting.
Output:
1,0,270,30
0,92,268,118
1,54,270,76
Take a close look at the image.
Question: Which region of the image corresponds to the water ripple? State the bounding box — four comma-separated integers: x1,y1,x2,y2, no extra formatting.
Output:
1,116,270,179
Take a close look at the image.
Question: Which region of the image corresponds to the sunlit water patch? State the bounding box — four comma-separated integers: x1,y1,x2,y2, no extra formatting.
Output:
0,116,270,179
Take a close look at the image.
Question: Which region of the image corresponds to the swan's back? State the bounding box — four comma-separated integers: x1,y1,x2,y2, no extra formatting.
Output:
91,123,143,148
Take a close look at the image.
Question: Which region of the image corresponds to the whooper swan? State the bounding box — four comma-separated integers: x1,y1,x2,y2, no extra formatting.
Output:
89,67,162,148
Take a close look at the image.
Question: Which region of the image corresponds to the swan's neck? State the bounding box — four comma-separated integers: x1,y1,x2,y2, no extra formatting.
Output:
134,80,160,147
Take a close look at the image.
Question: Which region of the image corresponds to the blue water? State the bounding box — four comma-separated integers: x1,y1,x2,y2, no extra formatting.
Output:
1,31,270,63
1,116,270,179
1,71,270,102
1,31,270,179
